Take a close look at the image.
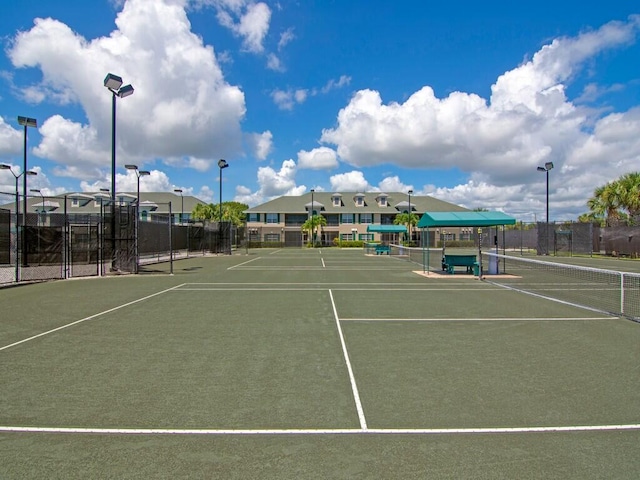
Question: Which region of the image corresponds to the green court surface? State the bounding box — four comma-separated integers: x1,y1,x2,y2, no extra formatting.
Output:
1,248,638,479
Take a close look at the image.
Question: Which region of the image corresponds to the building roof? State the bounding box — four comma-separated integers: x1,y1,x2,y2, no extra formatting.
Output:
0,192,207,214
246,192,469,214
417,211,516,228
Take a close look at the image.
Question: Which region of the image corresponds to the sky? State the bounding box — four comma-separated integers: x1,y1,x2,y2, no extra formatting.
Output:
0,0,639,222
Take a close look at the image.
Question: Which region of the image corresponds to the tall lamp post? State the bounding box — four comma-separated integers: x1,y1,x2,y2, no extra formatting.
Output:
124,164,149,273
30,189,45,263
537,162,554,255
18,116,37,266
174,189,184,224
104,73,134,271
310,188,315,245
217,159,229,224
1,164,37,280
407,189,413,244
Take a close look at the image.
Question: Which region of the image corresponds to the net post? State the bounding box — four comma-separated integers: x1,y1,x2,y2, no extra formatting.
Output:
621,272,625,316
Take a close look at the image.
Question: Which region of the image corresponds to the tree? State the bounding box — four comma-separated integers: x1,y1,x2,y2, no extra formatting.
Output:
585,172,640,226
302,214,327,246
191,201,248,227
393,212,419,243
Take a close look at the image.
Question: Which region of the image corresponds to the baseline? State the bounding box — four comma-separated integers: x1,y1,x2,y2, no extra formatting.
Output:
1,424,638,436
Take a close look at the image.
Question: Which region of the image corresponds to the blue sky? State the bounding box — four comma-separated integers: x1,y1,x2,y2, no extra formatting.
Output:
1,0,639,222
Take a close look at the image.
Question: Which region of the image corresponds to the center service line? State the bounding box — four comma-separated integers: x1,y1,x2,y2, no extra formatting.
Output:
329,289,368,430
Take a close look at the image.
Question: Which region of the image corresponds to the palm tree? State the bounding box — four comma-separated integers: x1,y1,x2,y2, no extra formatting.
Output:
618,172,640,224
302,214,327,246
393,212,419,244
587,181,623,227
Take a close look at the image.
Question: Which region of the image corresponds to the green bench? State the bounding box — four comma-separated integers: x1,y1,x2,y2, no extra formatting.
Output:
442,254,478,274
375,244,391,255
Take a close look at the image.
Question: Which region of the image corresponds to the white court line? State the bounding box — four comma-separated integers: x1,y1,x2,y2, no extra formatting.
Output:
269,249,283,255
227,257,261,270
330,289,368,431
1,424,638,436
341,317,615,322
321,257,326,268
0,284,186,353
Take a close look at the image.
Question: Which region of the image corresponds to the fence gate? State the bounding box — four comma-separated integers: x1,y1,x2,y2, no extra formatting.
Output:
554,230,572,256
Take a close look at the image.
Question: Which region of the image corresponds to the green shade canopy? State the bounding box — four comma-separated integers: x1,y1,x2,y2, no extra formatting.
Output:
366,225,407,233
417,211,516,228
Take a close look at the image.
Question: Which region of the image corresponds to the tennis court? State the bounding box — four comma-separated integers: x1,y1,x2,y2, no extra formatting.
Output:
1,248,639,479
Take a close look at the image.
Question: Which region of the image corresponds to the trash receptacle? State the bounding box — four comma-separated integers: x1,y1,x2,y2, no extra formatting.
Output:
488,255,498,275
473,262,480,277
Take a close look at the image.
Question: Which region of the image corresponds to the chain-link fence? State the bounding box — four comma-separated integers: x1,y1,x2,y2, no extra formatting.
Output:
0,196,234,286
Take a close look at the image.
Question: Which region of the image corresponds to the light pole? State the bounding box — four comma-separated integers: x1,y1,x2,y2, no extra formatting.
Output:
18,116,37,266
104,73,134,271
124,165,149,273
30,189,45,263
174,189,184,224
218,159,229,224
310,188,315,246
407,189,413,245
537,162,554,254
30,188,45,225
1,164,37,280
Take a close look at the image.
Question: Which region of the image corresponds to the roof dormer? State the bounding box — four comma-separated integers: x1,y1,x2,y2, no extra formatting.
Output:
331,193,342,207
376,193,388,207
353,192,366,207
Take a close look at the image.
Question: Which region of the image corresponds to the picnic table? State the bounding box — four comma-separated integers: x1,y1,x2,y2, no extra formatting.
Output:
442,254,479,275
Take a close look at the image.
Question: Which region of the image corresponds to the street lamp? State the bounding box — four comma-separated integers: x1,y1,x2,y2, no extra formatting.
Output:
310,188,315,245
1,164,37,279
218,159,228,224
407,189,413,244
18,116,37,266
30,188,45,226
125,165,150,208
30,189,45,263
124,165,149,273
174,189,184,224
104,73,134,271
537,161,554,254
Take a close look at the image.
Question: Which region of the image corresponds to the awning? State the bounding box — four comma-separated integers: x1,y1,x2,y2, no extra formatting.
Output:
366,224,407,233
417,211,516,228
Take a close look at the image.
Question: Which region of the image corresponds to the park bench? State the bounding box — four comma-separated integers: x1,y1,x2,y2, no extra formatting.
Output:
375,244,391,255
442,254,478,275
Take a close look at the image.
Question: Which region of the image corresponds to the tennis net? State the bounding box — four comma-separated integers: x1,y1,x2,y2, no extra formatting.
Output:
481,252,640,321
389,244,444,271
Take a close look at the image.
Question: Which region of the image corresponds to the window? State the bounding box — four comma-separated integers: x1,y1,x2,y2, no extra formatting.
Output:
248,213,259,222
361,233,374,242
356,197,363,206
332,196,341,207
378,197,387,207
341,213,354,224
359,213,372,224
266,213,279,224
341,233,355,241
71,198,79,207
265,233,281,242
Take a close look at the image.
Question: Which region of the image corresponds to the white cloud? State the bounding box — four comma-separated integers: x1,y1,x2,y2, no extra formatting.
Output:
278,28,295,50
235,158,305,205
0,117,23,157
266,53,284,71
320,17,640,219
246,130,273,160
329,171,371,192
271,88,307,110
297,147,338,170
378,175,412,194
271,75,351,110
208,0,271,53
8,0,246,181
